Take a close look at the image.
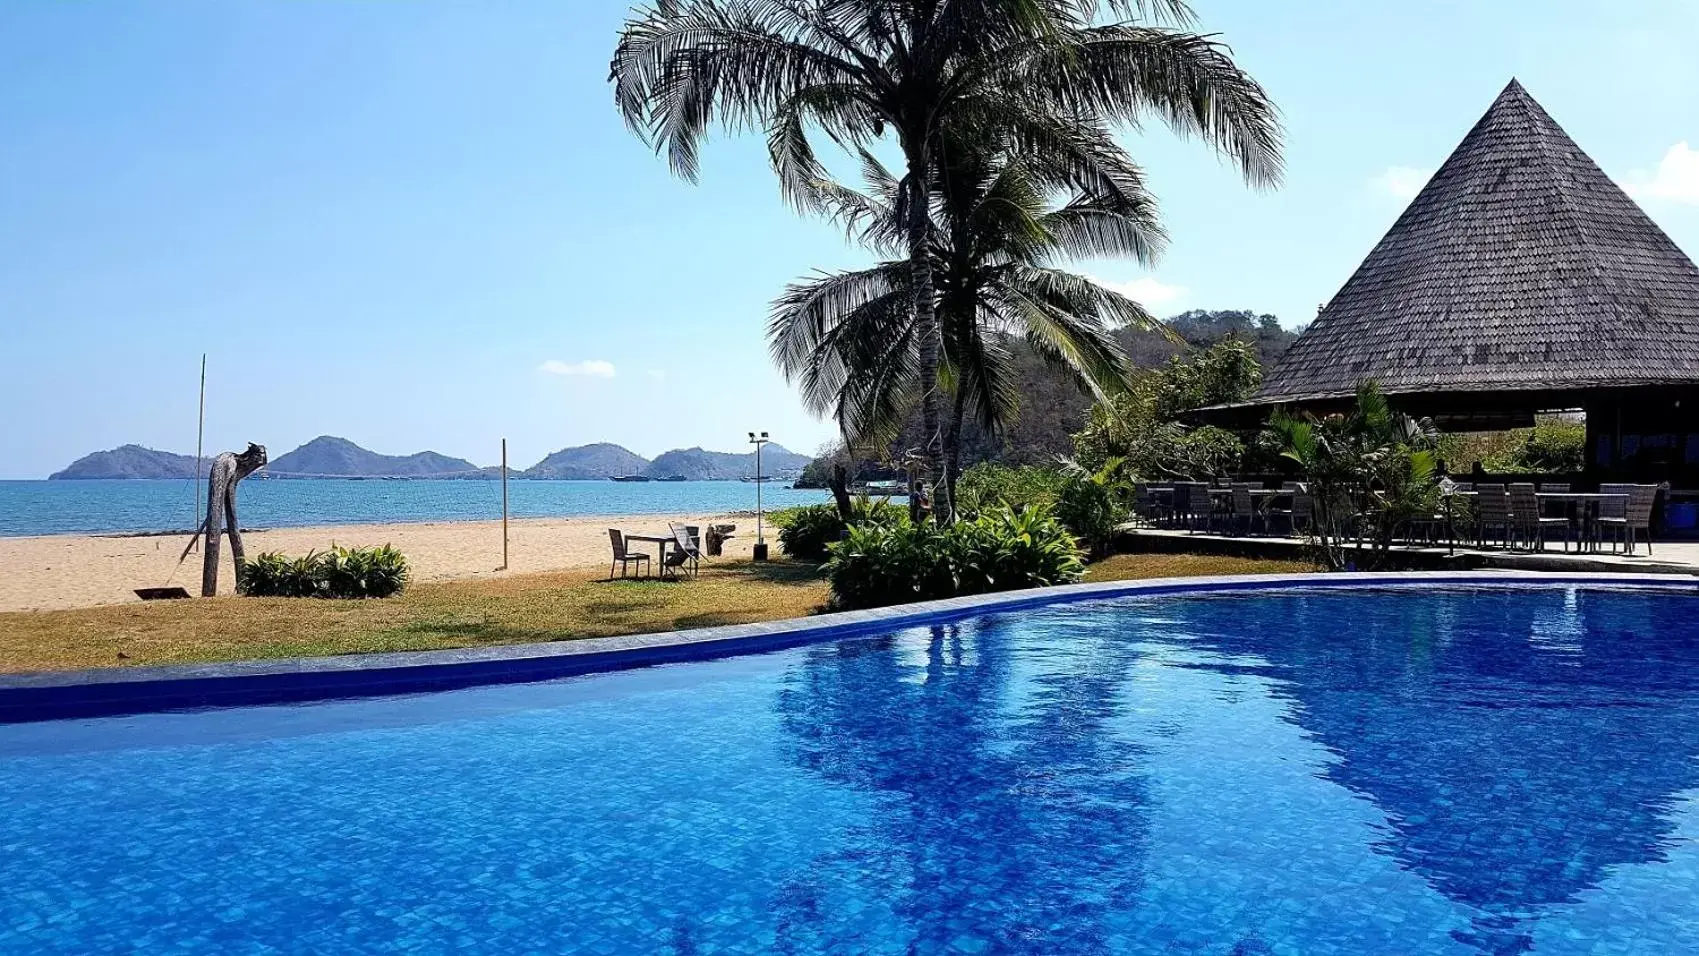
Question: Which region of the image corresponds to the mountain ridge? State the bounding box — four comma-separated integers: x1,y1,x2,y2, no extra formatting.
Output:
49,445,208,480
50,437,814,480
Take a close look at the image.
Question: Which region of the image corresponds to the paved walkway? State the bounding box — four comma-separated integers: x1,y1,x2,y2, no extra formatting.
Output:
1119,526,1699,576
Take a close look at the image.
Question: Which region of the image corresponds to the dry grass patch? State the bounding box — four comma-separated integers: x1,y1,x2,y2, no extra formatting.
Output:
0,551,1315,675
0,561,829,674
1084,552,1320,582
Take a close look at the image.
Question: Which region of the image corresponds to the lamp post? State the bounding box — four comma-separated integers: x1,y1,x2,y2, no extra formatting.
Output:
749,431,770,561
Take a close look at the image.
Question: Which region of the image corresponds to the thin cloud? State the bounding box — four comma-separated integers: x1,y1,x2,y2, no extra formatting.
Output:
538,359,616,378
1626,142,1699,205
1090,275,1188,309
1370,166,1432,200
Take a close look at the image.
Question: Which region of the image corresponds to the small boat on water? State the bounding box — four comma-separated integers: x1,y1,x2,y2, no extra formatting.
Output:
740,476,775,483
610,475,652,482
655,475,688,482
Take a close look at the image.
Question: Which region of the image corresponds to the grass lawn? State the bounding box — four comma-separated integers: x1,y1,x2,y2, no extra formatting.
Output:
0,553,1315,673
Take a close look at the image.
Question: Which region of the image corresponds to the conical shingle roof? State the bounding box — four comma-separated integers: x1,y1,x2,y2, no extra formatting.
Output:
1253,80,1699,405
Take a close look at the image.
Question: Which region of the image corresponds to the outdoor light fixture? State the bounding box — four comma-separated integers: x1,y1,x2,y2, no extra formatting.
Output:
749,431,771,561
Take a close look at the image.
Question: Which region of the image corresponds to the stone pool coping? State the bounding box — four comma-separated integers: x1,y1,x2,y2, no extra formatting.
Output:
2,570,1694,723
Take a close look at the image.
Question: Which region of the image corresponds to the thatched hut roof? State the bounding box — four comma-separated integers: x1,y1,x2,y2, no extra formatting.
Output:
1250,80,1699,408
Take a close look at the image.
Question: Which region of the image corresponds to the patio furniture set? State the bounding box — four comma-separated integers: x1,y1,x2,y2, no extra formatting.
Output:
1132,479,1661,556
608,522,735,580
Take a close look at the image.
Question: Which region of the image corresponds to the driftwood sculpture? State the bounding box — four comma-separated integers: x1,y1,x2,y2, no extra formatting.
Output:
187,443,267,596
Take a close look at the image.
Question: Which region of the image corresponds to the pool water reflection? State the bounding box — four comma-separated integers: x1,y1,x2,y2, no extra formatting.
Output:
3,586,1699,953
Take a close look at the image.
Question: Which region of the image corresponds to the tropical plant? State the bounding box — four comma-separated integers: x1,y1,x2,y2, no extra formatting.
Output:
238,545,410,599
612,0,1282,518
1055,457,1133,558
772,498,902,561
1072,339,1261,479
954,462,1069,516
1267,381,1439,570
1433,417,1586,475
770,142,1163,513
824,504,1084,609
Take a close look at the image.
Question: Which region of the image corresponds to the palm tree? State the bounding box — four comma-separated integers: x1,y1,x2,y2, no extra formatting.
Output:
768,144,1168,509
611,0,1283,517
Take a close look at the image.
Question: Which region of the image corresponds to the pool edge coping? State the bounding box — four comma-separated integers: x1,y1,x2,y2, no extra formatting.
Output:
3,570,1694,722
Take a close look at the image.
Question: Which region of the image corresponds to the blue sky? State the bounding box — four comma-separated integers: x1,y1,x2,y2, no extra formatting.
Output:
2,1,1696,479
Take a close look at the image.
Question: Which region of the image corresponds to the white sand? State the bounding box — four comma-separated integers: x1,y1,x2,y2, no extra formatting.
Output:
0,514,762,613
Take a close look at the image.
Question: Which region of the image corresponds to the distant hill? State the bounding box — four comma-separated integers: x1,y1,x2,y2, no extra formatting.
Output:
266,436,484,478
521,443,650,480
49,445,206,480
646,445,811,480
49,437,815,480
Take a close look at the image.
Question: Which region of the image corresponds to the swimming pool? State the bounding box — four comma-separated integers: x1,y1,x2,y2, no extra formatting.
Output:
4,581,1699,953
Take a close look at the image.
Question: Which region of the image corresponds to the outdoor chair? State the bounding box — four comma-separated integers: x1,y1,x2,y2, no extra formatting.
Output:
1538,482,1571,519
1473,485,1512,549
607,529,651,580
1509,482,1568,551
1600,485,1657,554
665,523,703,579
1230,483,1261,535
1266,483,1308,536
1132,484,1167,528
1171,483,1202,532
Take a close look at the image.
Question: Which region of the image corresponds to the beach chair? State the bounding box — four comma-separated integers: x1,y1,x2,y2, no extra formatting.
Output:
607,529,650,580
665,523,702,579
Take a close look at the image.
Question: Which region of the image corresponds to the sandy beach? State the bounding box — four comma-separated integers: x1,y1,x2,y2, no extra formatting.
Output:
0,513,766,612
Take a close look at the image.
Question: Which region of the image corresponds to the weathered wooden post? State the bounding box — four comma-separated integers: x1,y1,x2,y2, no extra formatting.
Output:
201,443,268,597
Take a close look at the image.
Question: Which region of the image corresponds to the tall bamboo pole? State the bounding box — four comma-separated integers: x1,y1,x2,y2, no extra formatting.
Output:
500,438,509,571
192,353,206,545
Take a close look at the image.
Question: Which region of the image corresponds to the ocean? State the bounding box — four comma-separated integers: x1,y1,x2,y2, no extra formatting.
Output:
0,479,831,537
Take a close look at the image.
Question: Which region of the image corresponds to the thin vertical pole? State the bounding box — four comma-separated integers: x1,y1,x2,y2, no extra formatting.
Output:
501,438,510,571
193,353,206,542
756,442,764,545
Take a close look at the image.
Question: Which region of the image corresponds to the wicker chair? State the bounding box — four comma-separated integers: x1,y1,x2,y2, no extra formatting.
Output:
1175,485,1202,529
607,529,651,580
1131,484,1164,527
1600,485,1657,554
1474,485,1512,548
1230,483,1260,535
1266,483,1308,536
1509,482,1568,550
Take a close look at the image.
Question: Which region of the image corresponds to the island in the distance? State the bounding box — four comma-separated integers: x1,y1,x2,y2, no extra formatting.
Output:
50,436,812,482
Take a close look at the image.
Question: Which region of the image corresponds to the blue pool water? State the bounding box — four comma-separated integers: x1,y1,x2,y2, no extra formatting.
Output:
0,479,829,536
5,585,1699,953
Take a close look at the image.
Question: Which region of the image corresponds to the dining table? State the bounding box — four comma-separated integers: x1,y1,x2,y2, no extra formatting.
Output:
1535,492,1629,553
621,531,677,577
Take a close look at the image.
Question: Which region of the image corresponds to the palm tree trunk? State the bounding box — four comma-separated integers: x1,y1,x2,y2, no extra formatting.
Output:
906,154,949,523
944,377,967,518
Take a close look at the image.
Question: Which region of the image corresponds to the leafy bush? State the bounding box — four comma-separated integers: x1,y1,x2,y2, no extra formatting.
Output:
773,500,900,561
1054,464,1128,558
954,463,1066,516
1432,418,1585,474
239,545,410,599
824,505,1084,610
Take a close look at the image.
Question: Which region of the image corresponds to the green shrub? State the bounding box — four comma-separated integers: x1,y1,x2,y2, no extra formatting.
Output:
824,505,1084,610
773,499,900,561
238,545,410,599
954,463,1066,516
1054,471,1125,558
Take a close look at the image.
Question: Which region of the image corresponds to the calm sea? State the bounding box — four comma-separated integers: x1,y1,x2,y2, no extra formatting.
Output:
0,480,830,537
